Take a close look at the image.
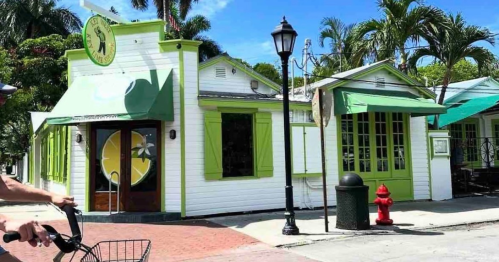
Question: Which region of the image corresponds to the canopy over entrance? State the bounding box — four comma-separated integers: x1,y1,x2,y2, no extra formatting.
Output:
47,69,174,125
333,88,446,116
428,94,499,128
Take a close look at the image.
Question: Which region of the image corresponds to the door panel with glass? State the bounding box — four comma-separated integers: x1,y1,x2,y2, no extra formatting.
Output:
91,122,161,212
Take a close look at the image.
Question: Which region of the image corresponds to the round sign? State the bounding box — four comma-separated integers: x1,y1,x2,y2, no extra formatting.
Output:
83,15,116,67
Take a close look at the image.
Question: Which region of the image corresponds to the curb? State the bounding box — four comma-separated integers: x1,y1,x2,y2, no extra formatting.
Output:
278,219,499,249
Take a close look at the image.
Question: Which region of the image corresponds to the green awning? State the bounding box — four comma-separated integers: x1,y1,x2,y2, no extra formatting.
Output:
47,69,174,125
429,94,499,128
334,88,447,116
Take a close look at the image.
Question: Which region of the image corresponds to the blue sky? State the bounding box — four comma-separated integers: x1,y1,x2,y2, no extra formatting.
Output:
60,0,499,69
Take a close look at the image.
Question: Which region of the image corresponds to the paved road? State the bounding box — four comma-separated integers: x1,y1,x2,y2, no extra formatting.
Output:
288,222,499,262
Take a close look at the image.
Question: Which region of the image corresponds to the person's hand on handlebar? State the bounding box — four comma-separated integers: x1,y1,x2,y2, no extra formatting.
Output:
51,194,77,208
0,218,51,247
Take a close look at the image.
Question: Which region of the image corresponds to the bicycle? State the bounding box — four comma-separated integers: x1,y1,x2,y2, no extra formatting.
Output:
3,205,151,262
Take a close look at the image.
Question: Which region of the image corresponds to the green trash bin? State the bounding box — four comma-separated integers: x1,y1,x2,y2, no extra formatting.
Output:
335,173,370,230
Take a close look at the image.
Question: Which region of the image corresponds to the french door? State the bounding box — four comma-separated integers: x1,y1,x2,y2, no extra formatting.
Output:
90,121,161,212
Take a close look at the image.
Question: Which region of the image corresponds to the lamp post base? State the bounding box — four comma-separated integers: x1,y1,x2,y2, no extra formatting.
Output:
282,213,300,235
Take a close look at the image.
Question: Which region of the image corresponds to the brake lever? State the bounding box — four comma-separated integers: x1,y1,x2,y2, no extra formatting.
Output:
53,251,65,262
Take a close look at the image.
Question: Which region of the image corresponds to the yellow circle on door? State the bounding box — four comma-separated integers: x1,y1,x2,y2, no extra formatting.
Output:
101,131,152,186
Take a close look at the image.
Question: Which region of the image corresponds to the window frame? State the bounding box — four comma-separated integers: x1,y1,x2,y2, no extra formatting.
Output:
290,123,322,178
492,119,499,167
337,112,411,180
220,110,256,179
450,118,481,167
219,108,258,180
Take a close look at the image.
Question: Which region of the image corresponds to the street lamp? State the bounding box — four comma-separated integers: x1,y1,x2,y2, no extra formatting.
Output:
0,83,17,106
271,16,299,236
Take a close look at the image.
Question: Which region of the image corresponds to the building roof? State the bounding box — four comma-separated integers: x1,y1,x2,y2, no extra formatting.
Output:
435,76,497,104
200,53,282,92
30,112,50,134
299,60,436,99
309,60,389,90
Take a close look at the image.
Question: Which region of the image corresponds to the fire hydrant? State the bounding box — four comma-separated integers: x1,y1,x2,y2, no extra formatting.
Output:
374,184,393,225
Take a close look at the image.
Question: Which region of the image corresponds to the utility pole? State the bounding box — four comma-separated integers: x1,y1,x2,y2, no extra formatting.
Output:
291,57,295,98
303,39,311,97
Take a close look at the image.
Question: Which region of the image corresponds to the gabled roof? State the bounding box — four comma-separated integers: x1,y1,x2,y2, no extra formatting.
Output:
436,77,499,104
30,112,50,134
308,60,436,99
199,53,282,92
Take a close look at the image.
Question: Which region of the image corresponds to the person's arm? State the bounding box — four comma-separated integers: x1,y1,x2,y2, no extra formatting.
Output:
0,176,76,207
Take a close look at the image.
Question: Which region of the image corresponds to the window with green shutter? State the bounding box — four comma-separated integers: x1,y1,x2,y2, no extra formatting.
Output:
204,110,273,180
40,126,68,183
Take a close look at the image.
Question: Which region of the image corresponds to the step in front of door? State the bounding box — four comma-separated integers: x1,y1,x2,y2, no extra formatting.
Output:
77,212,181,223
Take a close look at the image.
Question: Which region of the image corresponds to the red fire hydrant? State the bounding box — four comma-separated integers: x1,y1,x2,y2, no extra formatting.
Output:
374,184,393,225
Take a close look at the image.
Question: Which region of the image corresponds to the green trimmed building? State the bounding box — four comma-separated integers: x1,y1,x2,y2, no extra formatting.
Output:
28,20,447,218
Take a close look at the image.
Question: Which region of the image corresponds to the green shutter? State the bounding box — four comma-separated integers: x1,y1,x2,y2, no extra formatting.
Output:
204,111,223,180
255,112,274,177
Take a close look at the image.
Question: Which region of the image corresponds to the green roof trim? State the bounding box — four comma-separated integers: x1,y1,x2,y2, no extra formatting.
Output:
322,62,435,99
433,94,499,128
47,69,174,125
199,97,311,111
199,54,282,92
333,87,446,116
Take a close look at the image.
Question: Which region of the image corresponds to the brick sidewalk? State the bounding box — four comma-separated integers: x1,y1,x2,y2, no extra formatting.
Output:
3,219,314,262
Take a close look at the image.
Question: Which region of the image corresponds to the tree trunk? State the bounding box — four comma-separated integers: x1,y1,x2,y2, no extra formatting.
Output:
163,0,170,31
399,47,408,74
433,68,452,130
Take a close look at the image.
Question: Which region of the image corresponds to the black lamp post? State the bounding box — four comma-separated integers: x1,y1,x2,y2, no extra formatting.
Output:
272,16,299,235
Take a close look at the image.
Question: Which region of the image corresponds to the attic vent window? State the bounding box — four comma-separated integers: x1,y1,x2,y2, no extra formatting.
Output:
375,77,385,88
215,67,226,78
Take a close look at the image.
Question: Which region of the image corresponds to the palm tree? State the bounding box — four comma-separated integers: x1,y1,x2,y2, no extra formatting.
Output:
354,0,446,72
409,13,496,105
166,4,222,62
131,0,198,22
318,17,362,72
0,0,82,47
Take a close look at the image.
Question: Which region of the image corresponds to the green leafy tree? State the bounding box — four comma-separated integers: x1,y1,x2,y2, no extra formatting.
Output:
318,17,365,72
409,13,495,105
253,63,282,85
0,34,83,160
234,58,252,68
354,0,446,72
410,59,480,86
166,3,222,62
0,0,82,48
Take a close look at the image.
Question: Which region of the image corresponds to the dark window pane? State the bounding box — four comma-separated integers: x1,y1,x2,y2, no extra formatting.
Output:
222,113,254,177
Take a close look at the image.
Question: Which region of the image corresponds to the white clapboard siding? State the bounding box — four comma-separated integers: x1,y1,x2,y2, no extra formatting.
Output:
297,113,339,209
68,31,182,212
199,61,276,95
305,127,322,174
292,127,305,174
42,179,66,196
411,116,431,200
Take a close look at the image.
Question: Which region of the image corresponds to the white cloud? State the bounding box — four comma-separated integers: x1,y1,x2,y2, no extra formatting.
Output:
189,0,231,18
224,40,280,65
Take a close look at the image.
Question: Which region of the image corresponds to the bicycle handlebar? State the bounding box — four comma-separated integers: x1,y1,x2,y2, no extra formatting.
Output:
3,205,82,253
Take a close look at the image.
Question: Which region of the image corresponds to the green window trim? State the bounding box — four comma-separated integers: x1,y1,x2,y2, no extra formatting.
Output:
203,110,274,180
449,118,481,167
337,112,412,188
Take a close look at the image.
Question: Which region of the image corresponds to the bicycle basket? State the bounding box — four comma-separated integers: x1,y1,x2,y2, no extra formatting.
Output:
80,239,151,262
